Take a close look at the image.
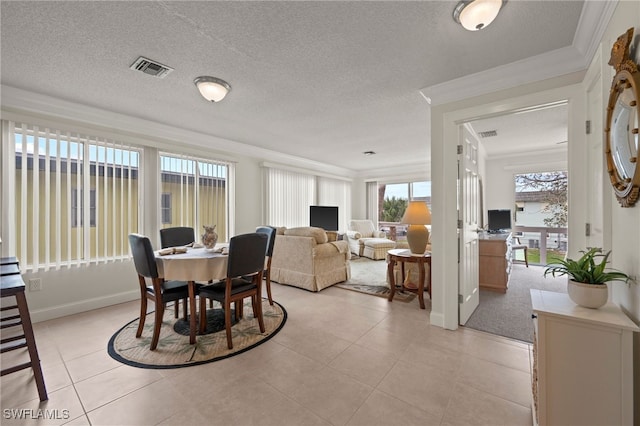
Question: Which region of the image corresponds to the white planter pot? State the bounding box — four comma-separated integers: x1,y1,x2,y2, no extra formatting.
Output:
567,280,608,309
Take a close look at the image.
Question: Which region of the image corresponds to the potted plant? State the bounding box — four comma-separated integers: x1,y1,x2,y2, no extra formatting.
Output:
544,247,630,308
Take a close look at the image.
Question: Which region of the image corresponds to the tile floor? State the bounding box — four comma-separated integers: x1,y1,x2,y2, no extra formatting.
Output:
1,282,533,425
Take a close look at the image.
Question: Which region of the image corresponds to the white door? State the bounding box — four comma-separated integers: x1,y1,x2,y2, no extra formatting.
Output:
459,124,480,325
585,63,605,249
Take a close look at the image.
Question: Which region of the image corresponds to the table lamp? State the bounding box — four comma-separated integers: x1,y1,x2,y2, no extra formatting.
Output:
401,201,431,255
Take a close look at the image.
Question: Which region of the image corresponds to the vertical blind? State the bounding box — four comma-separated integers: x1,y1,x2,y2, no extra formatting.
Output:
5,121,141,271
366,181,379,227
317,177,351,232
159,153,230,242
264,167,315,228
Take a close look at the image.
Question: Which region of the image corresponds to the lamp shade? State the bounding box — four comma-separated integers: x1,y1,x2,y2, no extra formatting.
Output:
401,201,432,225
453,0,503,31
194,76,231,102
401,202,431,255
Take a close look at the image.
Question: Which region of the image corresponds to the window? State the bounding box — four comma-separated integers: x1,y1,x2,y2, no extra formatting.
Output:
159,153,230,242
377,180,431,241
71,189,97,227
160,193,172,224
5,121,141,270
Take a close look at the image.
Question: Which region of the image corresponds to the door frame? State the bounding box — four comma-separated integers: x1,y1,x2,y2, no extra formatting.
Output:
430,80,586,330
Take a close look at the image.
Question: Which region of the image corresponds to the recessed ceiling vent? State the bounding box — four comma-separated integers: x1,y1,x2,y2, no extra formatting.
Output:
130,56,173,79
478,130,498,138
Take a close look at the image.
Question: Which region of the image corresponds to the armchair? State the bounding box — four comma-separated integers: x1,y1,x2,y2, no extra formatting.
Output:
346,220,396,260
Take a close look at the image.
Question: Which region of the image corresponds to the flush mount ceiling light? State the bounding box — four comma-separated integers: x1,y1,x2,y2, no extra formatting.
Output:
453,0,505,31
194,76,231,102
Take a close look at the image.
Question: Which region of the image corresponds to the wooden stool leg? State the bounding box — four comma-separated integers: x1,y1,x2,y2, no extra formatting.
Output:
15,292,48,401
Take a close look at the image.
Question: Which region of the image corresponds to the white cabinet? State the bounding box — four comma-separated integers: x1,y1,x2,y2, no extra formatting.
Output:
530,290,639,425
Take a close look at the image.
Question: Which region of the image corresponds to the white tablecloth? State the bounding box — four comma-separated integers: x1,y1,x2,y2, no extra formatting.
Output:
155,247,228,282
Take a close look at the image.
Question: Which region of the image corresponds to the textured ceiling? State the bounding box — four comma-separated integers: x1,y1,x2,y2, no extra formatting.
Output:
0,1,588,172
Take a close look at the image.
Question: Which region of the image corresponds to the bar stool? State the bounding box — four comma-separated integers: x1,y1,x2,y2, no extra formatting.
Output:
1,257,48,401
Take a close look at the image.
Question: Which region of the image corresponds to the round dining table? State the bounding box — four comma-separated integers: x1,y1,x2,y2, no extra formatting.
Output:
155,246,229,344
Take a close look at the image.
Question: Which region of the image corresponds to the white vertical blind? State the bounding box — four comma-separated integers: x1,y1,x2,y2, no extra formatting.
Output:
317,177,351,232
264,167,315,228
6,120,141,271
366,181,379,228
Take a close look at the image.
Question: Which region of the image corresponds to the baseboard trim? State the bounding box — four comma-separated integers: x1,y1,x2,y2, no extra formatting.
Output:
30,290,139,323
429,311,445,329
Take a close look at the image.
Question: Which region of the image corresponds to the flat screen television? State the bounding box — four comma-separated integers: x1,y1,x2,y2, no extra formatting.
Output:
309,206,338,231
487,209,511,233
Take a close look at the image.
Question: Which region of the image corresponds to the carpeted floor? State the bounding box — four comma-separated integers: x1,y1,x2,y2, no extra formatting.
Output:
108,298,286,369
464,264,567,343
337,257,417,303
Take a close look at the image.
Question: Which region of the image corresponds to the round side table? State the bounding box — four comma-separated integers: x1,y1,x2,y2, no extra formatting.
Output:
386,248,431,309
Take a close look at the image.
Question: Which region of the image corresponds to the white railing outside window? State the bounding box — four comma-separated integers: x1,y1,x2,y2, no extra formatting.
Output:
4,121,141,271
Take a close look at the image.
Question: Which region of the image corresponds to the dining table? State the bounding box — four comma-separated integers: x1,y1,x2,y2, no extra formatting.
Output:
155,245,229,345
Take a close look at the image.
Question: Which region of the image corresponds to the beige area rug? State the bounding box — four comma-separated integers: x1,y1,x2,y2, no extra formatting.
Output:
108,299,286,369
336,257,417,303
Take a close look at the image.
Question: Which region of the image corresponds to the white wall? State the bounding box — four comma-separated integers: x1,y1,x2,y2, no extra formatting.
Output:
595,2,640,417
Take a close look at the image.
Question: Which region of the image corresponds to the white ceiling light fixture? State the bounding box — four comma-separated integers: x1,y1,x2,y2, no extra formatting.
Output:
453,0,505,31
194,76,231,102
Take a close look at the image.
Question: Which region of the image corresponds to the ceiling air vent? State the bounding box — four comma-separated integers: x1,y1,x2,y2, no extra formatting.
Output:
129,56,174,79
478,130,498,138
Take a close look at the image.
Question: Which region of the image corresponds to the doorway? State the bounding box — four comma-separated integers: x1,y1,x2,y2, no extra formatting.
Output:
457,102,571,342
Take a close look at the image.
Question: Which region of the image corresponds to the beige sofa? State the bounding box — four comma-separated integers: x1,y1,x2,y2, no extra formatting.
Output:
271,227,351,292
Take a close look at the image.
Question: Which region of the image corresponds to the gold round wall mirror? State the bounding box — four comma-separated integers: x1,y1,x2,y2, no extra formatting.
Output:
605,28,640,207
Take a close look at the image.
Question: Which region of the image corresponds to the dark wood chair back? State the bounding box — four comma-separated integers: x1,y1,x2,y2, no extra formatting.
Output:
255,226,276,305
160,227,195,249
128,233,160,279
256,226,276,257
227,233,268,278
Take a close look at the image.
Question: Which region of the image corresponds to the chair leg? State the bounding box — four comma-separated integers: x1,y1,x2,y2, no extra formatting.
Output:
199,297,207,334
224,301,233,349
254,294,265,333
183,297,188,320
174,300,179,318
15,291,48,401
150,302,164,351
136,296,147,338
524,248,529,267
265,269,273,306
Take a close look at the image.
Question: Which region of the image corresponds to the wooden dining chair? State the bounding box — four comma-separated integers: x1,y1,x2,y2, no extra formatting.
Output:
128,233,191,351
256,226,277,305
198,233,268,349
160,226,197,316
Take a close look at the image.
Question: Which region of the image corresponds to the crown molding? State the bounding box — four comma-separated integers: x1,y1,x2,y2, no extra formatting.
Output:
421,0,617,106
0,85,355,178
572,0,617,59
355,161,430,182
489,146,568,162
